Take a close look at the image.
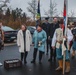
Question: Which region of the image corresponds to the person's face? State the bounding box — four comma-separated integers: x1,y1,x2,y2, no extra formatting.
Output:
53,18,57,23
37,26,42,32
70,22,72,25
59,24,62,28
21,25,26,31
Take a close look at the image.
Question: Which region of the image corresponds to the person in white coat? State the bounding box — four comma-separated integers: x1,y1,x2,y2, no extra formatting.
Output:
17,24,32,64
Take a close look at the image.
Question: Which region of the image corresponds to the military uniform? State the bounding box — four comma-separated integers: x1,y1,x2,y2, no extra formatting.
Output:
52,28,73,73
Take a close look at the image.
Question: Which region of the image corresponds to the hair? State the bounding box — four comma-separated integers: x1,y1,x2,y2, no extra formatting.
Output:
21,24,27,28
45,17,49,20
37,21,43,28
53,17,57,19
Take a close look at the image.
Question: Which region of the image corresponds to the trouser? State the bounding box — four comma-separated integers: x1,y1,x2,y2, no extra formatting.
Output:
21,51,28,62
33,48,44,61
72,41,76,56
56,46,70,60
49,40,56,59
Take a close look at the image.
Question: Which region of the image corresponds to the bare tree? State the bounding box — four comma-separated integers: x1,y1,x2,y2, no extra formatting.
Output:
68,10,76,17
60,10,76,17
44,0,58,17
27,0,37,20
0,0,9,9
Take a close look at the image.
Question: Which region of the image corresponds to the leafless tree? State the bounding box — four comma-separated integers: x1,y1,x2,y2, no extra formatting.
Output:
44,0,58,17
60,10,76,17
0,0,9,9
68,10,76,17
27,0,37,20
0,0,9,16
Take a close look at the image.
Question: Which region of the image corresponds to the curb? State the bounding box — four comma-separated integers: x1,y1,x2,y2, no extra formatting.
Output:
4,43,17,46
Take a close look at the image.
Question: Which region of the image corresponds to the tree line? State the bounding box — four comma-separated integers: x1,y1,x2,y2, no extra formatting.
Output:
0,7,35,29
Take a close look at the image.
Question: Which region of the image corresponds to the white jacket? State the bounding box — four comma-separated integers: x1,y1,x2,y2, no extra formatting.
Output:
52,28,73,48
17,29,32,53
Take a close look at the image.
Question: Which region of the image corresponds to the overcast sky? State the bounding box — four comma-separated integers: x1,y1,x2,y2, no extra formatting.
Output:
9,0,76,17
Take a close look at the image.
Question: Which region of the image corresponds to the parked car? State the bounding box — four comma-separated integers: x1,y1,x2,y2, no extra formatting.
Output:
27,26,36,34
2,26,17,42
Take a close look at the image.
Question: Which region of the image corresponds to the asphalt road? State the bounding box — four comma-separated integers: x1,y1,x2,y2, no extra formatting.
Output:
0,43,76,75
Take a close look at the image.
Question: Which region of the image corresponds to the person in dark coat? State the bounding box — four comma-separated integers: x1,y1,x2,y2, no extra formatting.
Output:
48,18,59,62
71,24,76,58
42,17,50,55
17,25,32,64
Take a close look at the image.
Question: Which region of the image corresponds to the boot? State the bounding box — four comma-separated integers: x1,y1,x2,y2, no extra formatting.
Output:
65,61,70,73
56,60,63,71
31,59,35,64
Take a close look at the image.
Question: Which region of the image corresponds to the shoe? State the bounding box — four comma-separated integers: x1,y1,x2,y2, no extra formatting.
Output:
56,67,62,71
56,60,63,71
31,60,35,63
48,58,52,62
65,62,70,73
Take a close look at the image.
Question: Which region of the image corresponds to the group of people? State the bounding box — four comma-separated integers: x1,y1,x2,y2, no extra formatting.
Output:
17,17,76,73
0,17,76,74
17,24,47,64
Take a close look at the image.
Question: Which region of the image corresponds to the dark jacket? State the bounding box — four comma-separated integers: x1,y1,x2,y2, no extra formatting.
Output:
42,22,50,37
72,27,76,41
49,22,59,38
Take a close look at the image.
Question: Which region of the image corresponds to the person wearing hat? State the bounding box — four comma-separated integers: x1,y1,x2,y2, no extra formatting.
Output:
48,18,59,62
31,25,47,64
42,17,50,55
51,21,73,73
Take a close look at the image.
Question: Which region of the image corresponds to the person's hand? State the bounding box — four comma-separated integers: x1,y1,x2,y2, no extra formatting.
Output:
39,41,42,44
57,40,62,44
63,36,67,39
52,46,55,50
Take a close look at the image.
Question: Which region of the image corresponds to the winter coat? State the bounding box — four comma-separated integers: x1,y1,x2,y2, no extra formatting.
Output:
17,29,32,53
42,22,50,36
32,30,47,52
